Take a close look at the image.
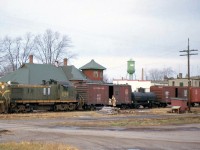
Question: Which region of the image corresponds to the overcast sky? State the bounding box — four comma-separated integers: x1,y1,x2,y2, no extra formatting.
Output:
0,0,200,80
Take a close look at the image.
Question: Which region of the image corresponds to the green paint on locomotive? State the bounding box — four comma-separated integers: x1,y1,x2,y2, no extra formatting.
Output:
0,81,79,113
6,83,76,101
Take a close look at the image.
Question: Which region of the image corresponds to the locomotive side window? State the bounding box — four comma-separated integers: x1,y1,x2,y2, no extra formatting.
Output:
43,88,51,95
48,88,50,95
62,86,69,98
43,88,46,95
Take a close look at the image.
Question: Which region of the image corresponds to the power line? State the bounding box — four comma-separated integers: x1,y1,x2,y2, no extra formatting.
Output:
179,38,198,112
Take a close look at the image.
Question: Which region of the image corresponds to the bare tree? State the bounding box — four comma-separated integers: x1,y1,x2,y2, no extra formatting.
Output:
0,36,17,71
148,67,175,81
0,29,75,76
148,69,163,81
34,29,74,64
17,33,35,66
0,33,35,75
162,67,175,79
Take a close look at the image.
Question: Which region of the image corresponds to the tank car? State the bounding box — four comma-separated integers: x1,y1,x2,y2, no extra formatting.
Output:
0,80,81,113
131,92,157,108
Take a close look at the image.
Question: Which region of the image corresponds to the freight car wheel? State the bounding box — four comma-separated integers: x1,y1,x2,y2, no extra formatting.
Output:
121,105,127,110
63,104,69,111
18,105,26,113
68,103,75,111
90,105,96,111
135,105,140,109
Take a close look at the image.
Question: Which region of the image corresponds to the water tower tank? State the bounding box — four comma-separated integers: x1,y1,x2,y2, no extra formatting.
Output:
127,59,135,74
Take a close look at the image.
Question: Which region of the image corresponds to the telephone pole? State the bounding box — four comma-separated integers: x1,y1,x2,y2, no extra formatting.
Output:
180,38,198,112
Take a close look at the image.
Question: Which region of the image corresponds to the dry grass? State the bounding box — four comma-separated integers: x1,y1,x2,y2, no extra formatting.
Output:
0,142,78,150
56,115,200,127
0,111,104,120
0,107,200,121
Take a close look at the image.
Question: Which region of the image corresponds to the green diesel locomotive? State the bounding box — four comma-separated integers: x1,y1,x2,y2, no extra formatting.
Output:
0,80,82,113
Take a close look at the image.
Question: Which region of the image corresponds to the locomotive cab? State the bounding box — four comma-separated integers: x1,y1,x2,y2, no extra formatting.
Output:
58,82,77,100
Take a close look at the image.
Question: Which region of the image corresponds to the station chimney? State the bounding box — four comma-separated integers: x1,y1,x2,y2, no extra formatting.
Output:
29,55,33,63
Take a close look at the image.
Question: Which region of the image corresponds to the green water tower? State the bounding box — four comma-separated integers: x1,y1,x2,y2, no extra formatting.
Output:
127,59,135,80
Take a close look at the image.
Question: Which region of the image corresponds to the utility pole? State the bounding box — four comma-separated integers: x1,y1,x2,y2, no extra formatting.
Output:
180,38,198,112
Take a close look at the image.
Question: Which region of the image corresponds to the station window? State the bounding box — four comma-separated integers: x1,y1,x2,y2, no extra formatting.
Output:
172,81,175,86
100,72,103,78
179,82,184,87
93,71,98,78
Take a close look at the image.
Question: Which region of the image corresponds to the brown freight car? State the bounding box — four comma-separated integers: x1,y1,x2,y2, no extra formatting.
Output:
112,84,132,108
150,86,169,107
76,83,132,110
190,87,200,106
150,86,188,106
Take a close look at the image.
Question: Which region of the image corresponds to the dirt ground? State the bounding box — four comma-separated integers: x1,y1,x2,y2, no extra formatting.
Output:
0,108,200,150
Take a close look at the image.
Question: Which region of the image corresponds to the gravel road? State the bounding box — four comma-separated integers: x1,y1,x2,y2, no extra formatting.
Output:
0,115,200,150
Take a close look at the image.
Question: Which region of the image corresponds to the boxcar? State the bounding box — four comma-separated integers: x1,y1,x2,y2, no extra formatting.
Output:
76,83,132,110
190,87,200,106
76,83,109,110
150,86,188,106
112,84,132,108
